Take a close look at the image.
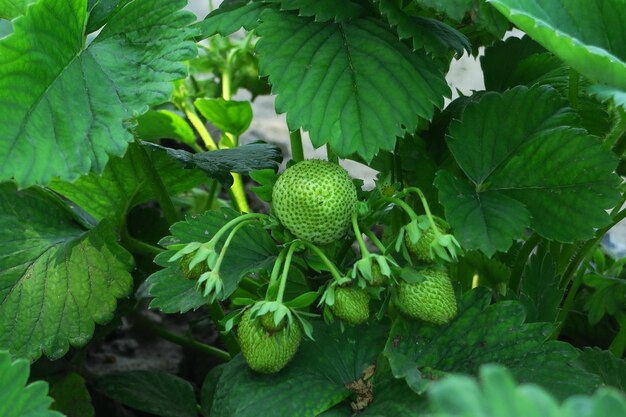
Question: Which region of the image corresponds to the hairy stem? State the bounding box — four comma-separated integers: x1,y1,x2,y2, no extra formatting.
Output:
352,212,370,257
183,104,218,151
276,243,298,303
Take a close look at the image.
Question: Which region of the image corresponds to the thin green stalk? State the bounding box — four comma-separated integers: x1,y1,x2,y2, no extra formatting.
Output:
302,241,344,281
212,220,254,273
552,266,587,339
137,141,180,224
121,230,164,258
290,129,305,162
610,315,626,358
378,196,418,221
352,212,370,257
568,68,579,108
402,187,444,238
210,213,268,246
183,104,218,150
508,234,541,293
276,243,298,303
267,247,288,292
134,315,230,361
207,302,240,355
206,179,220,209
363,228,387,254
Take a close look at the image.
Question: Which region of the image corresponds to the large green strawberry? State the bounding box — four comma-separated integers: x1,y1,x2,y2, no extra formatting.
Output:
404,215,449,263
272,160,357,244
331,287,370,325
395,269,457,325
238,310,302,373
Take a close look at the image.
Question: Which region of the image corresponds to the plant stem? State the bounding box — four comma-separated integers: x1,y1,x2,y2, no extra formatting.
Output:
276,243,298,303
120,229,164,258
508,233,541,293
183,104,218,151
402,187,444,239
302,241,344,281
610,315,626,358
212,220,254,273
211,213,268,247
228,174,250,213
289,129,305,162
568,68,579,108
137,141,180,225
267,247,288,294
207,302,240,355
134,315,230,361
206,179,220,209
352,212,370,257
378,197,418,221
552,265,586,339
363,228,387,254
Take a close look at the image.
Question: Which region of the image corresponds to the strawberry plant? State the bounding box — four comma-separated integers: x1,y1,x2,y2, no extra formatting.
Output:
1,0,626,416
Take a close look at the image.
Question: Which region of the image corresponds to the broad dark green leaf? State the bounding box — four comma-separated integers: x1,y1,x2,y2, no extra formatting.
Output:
86,0,131,33
429,364,626,417
0,183,133,360
517,248,564,323
134,110,196,145
577,348,626,392
384,288,601,399
489,0,626,108
256,9,449,161
0,351,62,417
49,373,94,417
195,0,265,38
96,371,198,417
0,0,34,19
375,0,470,57
203,321,388,417
144,142,281,187
264,0,368,22
194,98,253,136
148,208,278,312
435,86,620,255
0,0,196,187
49,143,207,230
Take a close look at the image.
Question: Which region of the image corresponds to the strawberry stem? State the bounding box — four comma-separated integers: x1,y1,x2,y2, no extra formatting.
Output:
351,212,370,257
302,241,344,282
266,246,288,299
401,187,445,240
290,129,305,162
211,219,256,275
210,213,269,247
363,228,387,254
378,197,418,221
276,243,299,303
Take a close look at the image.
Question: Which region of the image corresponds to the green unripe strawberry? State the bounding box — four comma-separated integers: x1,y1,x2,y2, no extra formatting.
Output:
370,263,386,287
331,287,370,325
395,269,457,325
238,310,302,373
272,160,357,244
260,312,287,332
404,216,449,263
180,252,210,280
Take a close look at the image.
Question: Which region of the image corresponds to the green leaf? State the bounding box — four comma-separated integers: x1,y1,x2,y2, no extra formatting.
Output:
577,347,626,392
203,320,388,417
195,0,265,38
96,371,198,417
264,0,367,22
49,143,207,230
143,142,282,187
0,0,196,187
134,110,196,145
0,0,35,19
517,248,564,323
148,208,278,312
489,0,626,108
435,86,621,255
86,0,131,33
375,0,470,57
429,364,626,417
0,183,133,361
384,287,601,399
249,168,279,202
194,98,253,136
49,373,94,417
0,351,62,417
256,9,449,161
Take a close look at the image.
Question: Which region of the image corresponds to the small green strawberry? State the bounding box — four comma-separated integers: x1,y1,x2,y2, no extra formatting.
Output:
395,269,457,325
272,160,357,244
404,215,449,263
180,252,210,280
331,287,370,325
238,310,302,373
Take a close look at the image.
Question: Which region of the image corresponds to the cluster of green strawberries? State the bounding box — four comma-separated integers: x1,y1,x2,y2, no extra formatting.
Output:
170,160,461,374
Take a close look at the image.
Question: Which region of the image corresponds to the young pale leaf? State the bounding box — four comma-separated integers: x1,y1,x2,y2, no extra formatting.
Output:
143,142,282,187
0,351,62,417
256,9,449,161
429,364,626,417
263,0,368,22
489,0,626,109
385,287,601,400
49,142,207,231
96,371,198,417
0,183,133,361
435,86,621,255
148,209,277,312
203,320,388,417
194,98,253,137
134,110,196,145
0,0,196,187
195,0,265,38
375,0,470,57
49,373,94,417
